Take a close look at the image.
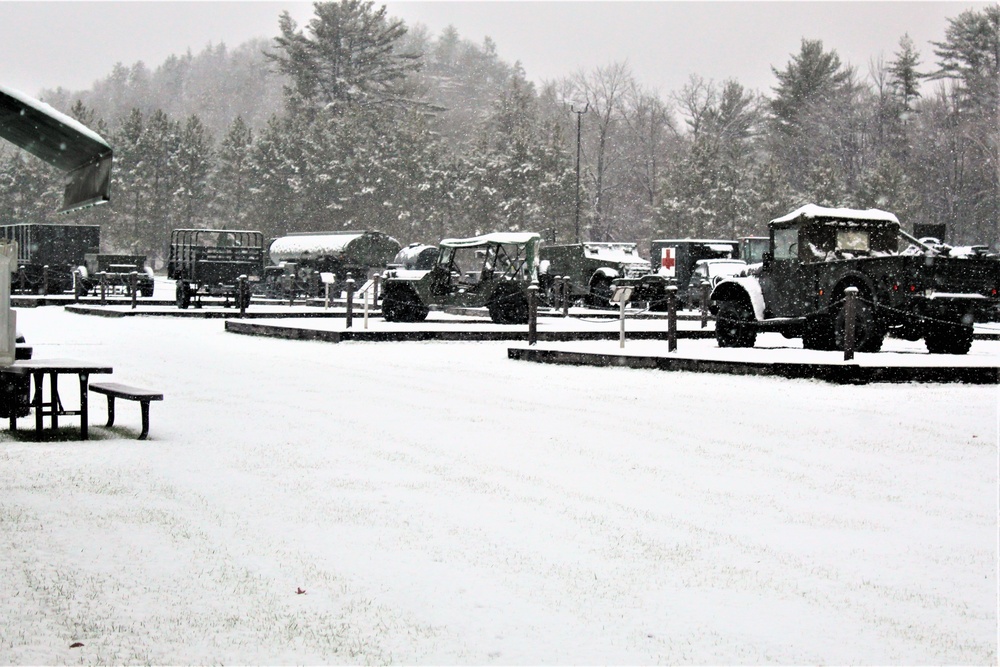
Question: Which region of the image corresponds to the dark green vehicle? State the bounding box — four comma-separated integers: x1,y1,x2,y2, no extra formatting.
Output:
538,242,651,307
381,232,543,324
710,204,1000,354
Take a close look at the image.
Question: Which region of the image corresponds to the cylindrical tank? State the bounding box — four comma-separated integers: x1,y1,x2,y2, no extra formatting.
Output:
392,243,438,270
268,231,402,269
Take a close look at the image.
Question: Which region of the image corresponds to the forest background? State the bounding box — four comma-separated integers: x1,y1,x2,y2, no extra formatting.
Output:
1,0,997,268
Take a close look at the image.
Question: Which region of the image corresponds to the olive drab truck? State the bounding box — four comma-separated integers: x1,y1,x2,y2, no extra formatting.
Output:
710,204,1000,354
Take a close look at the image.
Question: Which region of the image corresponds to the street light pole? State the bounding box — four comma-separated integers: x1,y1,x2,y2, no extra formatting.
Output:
571,103,588,244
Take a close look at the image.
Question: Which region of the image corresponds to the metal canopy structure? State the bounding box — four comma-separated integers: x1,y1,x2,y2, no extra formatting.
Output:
0,85,113,213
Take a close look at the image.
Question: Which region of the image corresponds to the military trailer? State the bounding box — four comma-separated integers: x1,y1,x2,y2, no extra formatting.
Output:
262,230,401,298
167,229,265,309
76,253,155,297
381,232,542,324
0,223,100,294
613,238,738,310
711,204,1000,354
538,242,651,307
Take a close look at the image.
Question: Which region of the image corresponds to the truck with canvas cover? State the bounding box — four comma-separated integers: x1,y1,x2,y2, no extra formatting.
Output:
262,230,401,298
381,232,542,324
538,242,651,307
612,238,739,310
167,229,265,309
710,204,1000,354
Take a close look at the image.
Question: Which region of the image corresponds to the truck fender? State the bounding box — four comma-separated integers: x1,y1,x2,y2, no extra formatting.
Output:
592,267,619,280
711,276,765,321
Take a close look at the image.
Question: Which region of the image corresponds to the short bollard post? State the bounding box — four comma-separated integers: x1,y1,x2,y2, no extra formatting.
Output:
130,271,138,309
700,281,711,328
562,277,570,317
843,286,858,361
345,277,355,328
238,275,248,317
324,283,331,310
100,271,107,305
619,293,627,349
528,282,539,345
666,285,678,352
363,284,370,329
42,265,49,295
18,267,26,292
372,273,380,304
72,269,81,302
287,275,294,307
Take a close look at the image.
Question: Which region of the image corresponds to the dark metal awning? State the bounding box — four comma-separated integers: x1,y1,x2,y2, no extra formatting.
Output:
0,85,113,213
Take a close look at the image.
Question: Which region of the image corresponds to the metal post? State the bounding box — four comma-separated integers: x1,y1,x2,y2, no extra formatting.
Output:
843,287,857,361
238,275,248,318
619,295,627,349
373,273,380,304
72,270,81,302
562,277,570,317
345,277,355,329
571,103,589,244
528,282,539,345
363,284,370,329
99,272,107,305
700,281,710,329
324,283,330,311
666,285,678,352
18,266,25,293
42,265,49,295
130,271,138,309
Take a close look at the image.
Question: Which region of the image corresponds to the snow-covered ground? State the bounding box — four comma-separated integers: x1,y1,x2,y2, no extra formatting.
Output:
0,305,997,664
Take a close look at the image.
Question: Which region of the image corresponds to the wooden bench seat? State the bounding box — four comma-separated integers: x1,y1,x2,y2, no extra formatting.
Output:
89,382,164,440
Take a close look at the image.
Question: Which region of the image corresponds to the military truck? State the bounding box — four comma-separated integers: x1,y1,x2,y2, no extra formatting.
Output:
612,238,739,310
381,232,542,324
262,230,401,298
710,204,1000,354
538,242,651,307
0,223,100,294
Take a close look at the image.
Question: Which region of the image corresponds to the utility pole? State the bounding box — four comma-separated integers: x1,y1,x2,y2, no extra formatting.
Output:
571,103,589,244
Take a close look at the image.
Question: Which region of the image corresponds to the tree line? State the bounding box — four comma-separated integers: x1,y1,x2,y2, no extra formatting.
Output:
1,0,996,267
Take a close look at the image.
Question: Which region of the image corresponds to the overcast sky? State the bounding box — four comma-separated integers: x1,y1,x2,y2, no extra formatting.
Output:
1,1,990,101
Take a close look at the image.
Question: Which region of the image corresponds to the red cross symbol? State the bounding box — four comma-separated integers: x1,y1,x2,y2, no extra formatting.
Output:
660,247,676,276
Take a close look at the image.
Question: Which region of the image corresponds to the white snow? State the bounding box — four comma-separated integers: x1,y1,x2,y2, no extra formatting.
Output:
0,301,997,664
440,232,541,247
771,204,900,225
268,233,366,262
0,84,111,151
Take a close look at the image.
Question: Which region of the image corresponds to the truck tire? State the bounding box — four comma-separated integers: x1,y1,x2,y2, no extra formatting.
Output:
802,314,836,350
175,281,191,309
587,276,613,308
488,283,529,324
925,322,974,355
716,300,757,348
834,300,883,352
382,286,428,323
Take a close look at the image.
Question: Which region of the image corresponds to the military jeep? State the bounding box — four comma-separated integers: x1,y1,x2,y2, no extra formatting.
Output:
381,232,542,324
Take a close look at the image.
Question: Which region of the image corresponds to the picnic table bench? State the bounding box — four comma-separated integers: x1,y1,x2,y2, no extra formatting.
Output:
89,382,163,440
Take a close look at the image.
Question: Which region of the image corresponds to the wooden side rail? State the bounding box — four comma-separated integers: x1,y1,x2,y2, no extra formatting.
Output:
89,382,164,440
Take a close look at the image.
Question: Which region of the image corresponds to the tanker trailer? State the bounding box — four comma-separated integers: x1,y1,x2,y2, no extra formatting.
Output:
264,230,402,298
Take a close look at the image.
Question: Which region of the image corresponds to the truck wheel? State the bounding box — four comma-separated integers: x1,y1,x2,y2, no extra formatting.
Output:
175,281,191,309
834,300,883,352
488,283,529,324
587,276,613,308
716,301,756,348
382,287,428,323
925,322,974,355
802,315,836,350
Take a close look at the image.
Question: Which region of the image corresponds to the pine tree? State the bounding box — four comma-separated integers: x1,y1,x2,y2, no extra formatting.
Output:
213,117,254,227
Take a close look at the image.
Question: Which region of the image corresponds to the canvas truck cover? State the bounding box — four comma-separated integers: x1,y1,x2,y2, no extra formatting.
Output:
0,85,113,213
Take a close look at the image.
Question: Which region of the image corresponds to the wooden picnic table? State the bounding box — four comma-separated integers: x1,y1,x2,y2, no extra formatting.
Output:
0,358,113,439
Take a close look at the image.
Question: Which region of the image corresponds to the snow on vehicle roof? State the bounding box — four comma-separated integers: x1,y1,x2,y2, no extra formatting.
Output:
270,232,365,258
440,232,542,247
770,204,899,225
652,239,737,244
582,243,650,264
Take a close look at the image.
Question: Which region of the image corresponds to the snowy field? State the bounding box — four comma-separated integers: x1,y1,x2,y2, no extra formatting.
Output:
0,304,997,664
